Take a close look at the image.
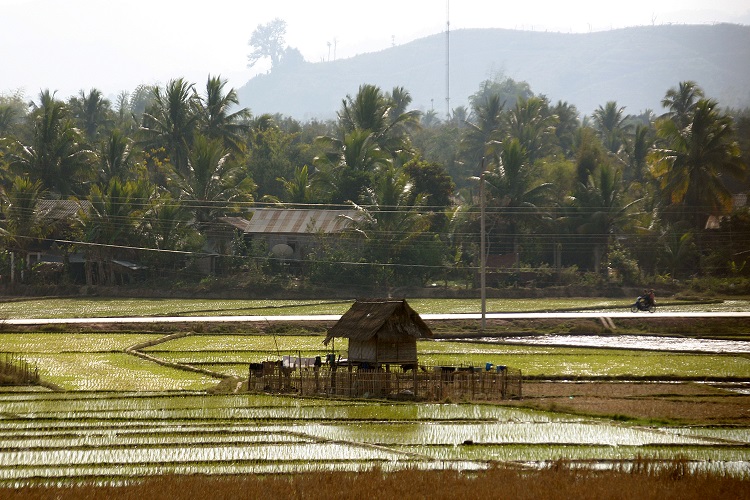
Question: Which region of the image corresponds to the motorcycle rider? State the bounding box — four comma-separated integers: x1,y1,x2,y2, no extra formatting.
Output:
636,289,648,308
635,289,655,309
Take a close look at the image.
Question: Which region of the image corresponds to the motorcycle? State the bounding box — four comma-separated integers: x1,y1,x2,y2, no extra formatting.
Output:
631,297,656,313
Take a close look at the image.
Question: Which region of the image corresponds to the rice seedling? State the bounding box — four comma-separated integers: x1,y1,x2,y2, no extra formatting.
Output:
20,354,217,391
144,334,327,352
0,389,747,485
282,421,718,447
0,333,162,353
418,342,750,379
391,443,750,463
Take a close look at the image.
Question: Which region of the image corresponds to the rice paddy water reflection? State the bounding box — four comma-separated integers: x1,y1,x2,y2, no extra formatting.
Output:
483,335,750,353
0,392,747,484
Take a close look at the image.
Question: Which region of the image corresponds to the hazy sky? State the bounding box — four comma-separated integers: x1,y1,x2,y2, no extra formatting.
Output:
2,0,749,102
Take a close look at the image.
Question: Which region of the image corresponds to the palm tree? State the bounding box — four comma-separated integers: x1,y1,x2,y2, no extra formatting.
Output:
337,84,420,159
245,114,295,200
592,101,630,154
0,176,50,282
650,98,745,230
175,134,249,230
460,93,504,179
625,124,653,184
571,163,642,274
661,81,704,129
138,191,199,273
505,96,559,164
97,129,134,185
313,129,390,204
483,138,553,262
551,101,580,158
0,90,27,137
275,165,314,204
198,76,250,156
68,88,113,143
343,164,431,291
657,222,699,278
78,178,147,285
421,109,441,128
6,90,94,196
139,78,200,175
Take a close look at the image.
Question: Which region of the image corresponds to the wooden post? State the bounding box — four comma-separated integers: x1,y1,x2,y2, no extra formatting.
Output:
413,367,417,399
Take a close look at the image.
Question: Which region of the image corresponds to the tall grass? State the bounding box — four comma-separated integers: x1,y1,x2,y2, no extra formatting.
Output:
7,465,748,500
0,353,39,385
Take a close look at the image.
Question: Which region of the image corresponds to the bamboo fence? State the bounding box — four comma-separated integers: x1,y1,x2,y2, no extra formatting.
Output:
248,361,522,401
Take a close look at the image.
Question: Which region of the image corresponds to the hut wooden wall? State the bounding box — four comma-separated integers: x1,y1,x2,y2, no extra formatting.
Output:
348,338,418,364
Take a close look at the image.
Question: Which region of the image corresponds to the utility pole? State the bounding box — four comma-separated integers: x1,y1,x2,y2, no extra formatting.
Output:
445,0,451,119
480,158,486,331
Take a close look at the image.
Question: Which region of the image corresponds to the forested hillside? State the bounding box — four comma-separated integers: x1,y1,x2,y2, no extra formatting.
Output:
237,24,750,119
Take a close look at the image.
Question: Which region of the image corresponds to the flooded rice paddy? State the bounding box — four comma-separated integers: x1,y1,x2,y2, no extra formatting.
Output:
0,391,748,485
487,335,750,354
1,299,749,485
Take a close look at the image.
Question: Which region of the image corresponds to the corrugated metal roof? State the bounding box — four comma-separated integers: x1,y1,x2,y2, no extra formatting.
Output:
218,216,254,232
36,200,92,219
112,259,148,271
244,209,359,234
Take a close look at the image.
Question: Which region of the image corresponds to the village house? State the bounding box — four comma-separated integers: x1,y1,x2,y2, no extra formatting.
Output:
3,200,90,283
202,208,361,274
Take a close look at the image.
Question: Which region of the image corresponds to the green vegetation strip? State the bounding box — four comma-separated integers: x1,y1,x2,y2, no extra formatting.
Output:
0,298,352,319
1,297,741,319
5,332,750,389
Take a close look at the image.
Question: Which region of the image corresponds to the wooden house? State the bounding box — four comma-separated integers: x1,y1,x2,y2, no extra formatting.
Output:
323,299,433,367
200,209,362,275
5,200,91,283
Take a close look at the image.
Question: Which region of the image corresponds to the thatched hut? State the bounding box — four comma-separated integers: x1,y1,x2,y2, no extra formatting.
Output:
323,299,433,367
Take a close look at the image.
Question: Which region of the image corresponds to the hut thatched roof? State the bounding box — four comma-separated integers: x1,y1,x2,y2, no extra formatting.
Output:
323,299,432,345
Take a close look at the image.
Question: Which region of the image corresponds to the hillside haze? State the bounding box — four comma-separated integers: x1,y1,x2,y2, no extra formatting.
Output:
236,24,750,120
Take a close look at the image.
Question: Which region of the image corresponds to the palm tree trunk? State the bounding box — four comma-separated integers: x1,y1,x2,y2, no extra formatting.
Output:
593,245,602,274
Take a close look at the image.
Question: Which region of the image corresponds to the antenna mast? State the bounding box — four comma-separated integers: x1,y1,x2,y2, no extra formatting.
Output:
445,0,451,119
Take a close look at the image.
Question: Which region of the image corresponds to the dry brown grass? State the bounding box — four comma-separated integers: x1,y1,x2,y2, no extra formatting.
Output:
7,465,749,500
504,381,750,425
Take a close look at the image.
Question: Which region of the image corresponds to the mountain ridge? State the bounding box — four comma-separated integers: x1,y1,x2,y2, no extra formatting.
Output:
236,24,750,120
